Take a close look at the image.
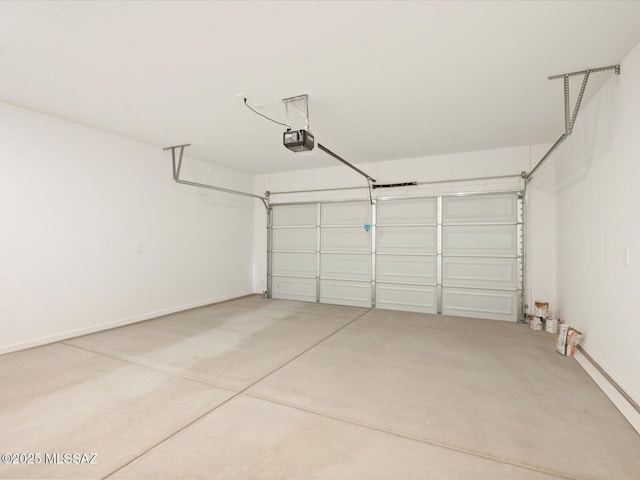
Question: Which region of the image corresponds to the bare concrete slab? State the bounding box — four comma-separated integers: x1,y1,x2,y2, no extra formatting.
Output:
111,395,562,480
0,343,233,479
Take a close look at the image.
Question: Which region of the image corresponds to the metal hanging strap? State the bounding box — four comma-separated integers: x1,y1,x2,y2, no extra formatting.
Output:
551,63,620,136
283,94,310,131
165,143,190,181
560,70,591,135
527,63,620,182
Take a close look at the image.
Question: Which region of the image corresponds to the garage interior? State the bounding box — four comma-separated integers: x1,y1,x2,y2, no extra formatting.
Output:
1,1,640,479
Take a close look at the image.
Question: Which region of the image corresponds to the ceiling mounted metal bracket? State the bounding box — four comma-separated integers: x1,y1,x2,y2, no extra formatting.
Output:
526,63,620,182
283,94,310,131
162,144,269,209
548,64,620,135
163,143,191,181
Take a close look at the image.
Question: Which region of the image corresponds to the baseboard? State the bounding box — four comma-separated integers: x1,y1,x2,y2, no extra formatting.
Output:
574,348,640,435
0,291,256,356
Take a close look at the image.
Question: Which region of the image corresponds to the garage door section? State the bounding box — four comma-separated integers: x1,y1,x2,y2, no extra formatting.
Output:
270,204,317,302
269,192,522,321
320,202,372,307
441,194,521,321
375,198,438,313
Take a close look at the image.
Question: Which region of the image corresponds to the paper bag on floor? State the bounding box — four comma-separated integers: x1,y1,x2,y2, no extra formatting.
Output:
555,324,583,356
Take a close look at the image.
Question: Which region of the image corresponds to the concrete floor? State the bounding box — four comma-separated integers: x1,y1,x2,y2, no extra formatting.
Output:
1,296,639,479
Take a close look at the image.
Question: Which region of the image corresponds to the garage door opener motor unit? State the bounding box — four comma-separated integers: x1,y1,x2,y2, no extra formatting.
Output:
283,129,314,152
282,94,314,152
244,93,376,182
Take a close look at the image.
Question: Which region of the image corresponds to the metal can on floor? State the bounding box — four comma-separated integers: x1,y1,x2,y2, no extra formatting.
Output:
545,317,559,334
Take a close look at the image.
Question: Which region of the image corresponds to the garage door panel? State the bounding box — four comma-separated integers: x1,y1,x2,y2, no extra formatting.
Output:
320,279,371,308
377,226,437,254
441,287,517,321
442,225,517,256
376,254,437,285
321,228,371,253
321,254,371,281
376,284,437,313
272,252,316,278
271,193,523,320
442,257,517,290
443,195,517,224
272,276,317,302
377,198,437,225
272,204,317,226
321,202,370,225
272,228,316,251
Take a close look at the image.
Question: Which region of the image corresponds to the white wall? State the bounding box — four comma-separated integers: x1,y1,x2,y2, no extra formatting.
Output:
254,145,555,307
526,143,557,312
0,102,255,354
553,40,640,405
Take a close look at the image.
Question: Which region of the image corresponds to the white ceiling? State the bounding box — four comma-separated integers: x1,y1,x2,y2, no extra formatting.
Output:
1,1,639,174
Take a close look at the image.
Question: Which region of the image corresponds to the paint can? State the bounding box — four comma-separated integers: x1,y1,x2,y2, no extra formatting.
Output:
545,317,559,334
534,301,549,317
529,316,543,331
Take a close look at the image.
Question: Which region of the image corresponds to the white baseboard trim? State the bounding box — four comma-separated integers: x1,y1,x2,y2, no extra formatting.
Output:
0,291,256,356
574,349,640,435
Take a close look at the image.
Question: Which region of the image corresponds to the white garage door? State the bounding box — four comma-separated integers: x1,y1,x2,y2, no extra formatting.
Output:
320,202,372,307
270,204,317,302
375,198,438,313
269,192,522,321
441,194,521,322
270,201,373,307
